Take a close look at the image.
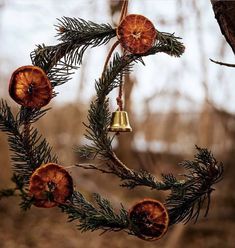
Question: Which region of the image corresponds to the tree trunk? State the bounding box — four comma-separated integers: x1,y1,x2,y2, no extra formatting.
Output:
211,0,235,54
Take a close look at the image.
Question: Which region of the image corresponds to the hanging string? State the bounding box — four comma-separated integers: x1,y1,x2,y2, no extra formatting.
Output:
101,0,129,110
101,40,120,77
102,0,129,75
116,72,124,111
116,0,128,111
119,0,129,23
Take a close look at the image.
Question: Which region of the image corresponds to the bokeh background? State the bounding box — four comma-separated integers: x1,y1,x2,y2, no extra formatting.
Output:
0,0,235,247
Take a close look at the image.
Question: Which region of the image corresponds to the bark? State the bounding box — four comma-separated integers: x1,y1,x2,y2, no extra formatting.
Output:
211,0,235,54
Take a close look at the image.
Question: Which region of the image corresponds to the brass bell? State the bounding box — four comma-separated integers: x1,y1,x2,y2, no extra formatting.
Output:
108,111,132,132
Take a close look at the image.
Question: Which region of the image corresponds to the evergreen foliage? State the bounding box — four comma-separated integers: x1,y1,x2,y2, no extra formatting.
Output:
0,4,223,240
0,100,57,184
60,192,129,233
30,17,116,87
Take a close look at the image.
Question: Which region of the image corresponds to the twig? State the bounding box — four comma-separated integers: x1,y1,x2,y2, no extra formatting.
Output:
210,58,235,68
116,72,124,110
102,40,120,76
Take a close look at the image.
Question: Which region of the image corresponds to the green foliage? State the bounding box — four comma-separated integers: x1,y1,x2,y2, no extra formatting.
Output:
0,11,223,239
76,31,222,226
78,31,185,159
56,17,116,45
79,53,138,159
0,101,57,185
155,31,185,57
0,188,16,200
60,191,129,233
31,17,116,87
166,146,223,225
12,174,34,211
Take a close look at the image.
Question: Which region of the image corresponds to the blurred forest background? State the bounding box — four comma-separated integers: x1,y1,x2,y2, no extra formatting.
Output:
0,0,235,247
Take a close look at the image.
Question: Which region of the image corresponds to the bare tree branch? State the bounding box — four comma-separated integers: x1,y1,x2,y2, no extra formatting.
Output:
210,58,235,67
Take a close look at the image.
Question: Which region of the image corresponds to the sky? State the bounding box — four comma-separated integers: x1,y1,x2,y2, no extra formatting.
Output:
0,0,234,114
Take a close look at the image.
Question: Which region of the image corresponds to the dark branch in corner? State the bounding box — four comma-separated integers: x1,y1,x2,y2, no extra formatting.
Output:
210,0,235,54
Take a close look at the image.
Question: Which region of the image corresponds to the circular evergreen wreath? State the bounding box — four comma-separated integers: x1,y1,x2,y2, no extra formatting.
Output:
0,0,223,242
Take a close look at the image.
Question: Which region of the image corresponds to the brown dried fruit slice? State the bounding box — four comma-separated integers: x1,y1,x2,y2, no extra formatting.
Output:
29,163,73,208
117,14,157,54
9,65,52,108
129,198,169,241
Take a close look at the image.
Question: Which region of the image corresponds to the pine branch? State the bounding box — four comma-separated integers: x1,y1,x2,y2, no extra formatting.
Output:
148,31,185,57
0,100,17,133
0,8,223,238
31,17,116,87
166,146,223,225
55,17,116,45
78,53,137,160
0,174,34,210
0,188,16,200
76,162,180,191
78,31,186,184
60,191,129,233
17,106,50,125
78,28,185,160
30,44,78,87
0,100,57,185
78,146,223,226
11,174,34,210
71,22,224,227
0,174,33,212
79,134,223,226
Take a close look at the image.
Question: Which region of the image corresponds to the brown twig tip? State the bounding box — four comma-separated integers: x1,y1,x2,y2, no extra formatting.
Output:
210,58,235,68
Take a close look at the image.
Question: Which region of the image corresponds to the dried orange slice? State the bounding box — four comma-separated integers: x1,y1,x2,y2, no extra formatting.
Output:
117,14,157,54
29,163,73,208
9,65,52,108
129,199,169,241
